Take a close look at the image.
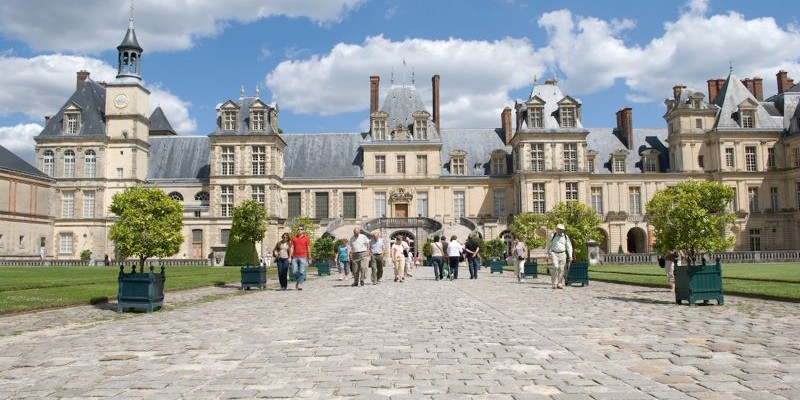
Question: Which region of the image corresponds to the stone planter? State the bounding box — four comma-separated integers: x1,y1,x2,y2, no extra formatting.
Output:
315,261,331,276
565,261,589,286
117,264,165,312
523,260,538,278
240,266,267,290
675,261,724,306
489,260,505,274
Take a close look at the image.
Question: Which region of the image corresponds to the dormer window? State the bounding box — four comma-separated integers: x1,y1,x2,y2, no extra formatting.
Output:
62,104,81,135
560,106,575,128
737,99,758,129
371,111,388,140
450,150,467,175
223,110,238,131
612,150,628,173
614,158,626,173
641,149,660,173
250,109,265,131
412,111,430,139
490,150,507,175
586,150,597,173
526,97,545,129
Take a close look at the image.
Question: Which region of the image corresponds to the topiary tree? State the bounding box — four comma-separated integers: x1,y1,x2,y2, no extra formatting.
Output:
481,238,506,260
109,185,184,268
310,234,337,264
224,199,268,266
509,213,548,259
546,202,602,262
422,239,432,259
646,180,735,262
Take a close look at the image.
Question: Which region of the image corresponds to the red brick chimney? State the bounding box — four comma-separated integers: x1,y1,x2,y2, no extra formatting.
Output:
673,84,684,101
432,75,440,135
777,70,795,94
77,70,90,89
752,77,763,101
616,107,633,150
370,75,380,115
501,107,512,144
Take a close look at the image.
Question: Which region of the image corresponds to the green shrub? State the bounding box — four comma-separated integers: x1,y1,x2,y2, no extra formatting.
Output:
80,249,92,261
224,240,258,266
311,235,337,262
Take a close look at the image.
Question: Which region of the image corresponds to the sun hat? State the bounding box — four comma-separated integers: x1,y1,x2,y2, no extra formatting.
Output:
556,223,566,230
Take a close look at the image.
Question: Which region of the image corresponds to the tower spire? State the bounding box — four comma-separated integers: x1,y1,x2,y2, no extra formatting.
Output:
116,0,143,81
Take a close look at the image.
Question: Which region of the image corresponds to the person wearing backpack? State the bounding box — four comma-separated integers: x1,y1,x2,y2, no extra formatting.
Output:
544,223,573,289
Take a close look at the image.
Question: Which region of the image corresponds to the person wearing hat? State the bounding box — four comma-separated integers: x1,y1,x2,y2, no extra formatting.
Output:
544,223,573,289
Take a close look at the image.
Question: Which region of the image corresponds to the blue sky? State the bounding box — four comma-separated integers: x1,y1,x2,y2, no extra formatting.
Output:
0,0,798,163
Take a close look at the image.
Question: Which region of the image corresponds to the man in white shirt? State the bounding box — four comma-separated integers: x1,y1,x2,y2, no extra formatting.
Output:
544,223,573,289
349,227,371,287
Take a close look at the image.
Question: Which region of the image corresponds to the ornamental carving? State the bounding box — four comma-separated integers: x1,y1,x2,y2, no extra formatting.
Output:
389,188,413,203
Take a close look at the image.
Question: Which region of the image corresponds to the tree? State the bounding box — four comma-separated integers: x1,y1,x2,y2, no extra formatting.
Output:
646,180,735,261
109,186,183,268
546,202,602,261
290,216,317,237
509,213,548,258
224,199,269,266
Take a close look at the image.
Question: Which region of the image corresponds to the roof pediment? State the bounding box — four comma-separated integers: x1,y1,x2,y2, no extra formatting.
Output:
738,98,758,109
219,100,240,110
557,95,580,106
249,99,268,109
526,95,545,106
64,102,82,111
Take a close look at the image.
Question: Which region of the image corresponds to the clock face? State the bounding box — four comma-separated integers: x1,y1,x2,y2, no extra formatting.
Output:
114,94,129,109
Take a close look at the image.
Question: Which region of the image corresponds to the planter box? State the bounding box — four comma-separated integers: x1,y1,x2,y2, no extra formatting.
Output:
240,266,267,290
566,261,589,286
489,260,505,274
117,265,165,312
523,260,538,278
315,261,331,276
675,262,724,306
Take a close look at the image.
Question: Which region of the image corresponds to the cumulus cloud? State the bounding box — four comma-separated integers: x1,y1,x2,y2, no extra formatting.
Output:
0,123,41,163
0,0,366,53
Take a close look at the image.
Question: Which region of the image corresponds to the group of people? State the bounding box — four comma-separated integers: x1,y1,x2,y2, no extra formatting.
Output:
269,223,575,290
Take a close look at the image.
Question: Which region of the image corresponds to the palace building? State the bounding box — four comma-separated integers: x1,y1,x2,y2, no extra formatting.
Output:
2,20,800,261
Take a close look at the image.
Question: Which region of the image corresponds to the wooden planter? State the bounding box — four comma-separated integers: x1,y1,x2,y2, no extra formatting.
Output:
315,261,331,276
489,260,505,274
566,261,589,286
117,264,165,312
523,260,538,278
240,266,267,290
675,262,724,306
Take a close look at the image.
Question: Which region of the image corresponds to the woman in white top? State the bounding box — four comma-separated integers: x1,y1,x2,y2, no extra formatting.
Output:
446,235,464,280
430,235,445,281
391,236,407,283
513,238,528,283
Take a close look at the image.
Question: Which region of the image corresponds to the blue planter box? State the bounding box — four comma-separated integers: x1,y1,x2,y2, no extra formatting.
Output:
566,261,589,286
316,261,331,276
675,262,724,306
240,266,267,290
489,260,505,274
117,264,165,312
523,261,538,278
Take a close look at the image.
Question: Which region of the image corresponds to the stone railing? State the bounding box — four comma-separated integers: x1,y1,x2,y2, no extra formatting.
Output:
0,258,212,267
459,217,477,231
600,251,800,264
362,217,442,233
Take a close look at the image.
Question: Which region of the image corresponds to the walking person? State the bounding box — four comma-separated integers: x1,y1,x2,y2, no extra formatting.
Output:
465,234,481,279
512,238,528,283
544,223,573,289
349,228,371,287
401,235,413,278
336,239,351,281
391,235,406,282
430,235,445,281
446,235,464,280
272,233,291,290
369,230,386,284
289,226,311,290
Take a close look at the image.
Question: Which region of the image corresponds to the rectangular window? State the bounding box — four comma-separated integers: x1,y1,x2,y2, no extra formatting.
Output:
373,119,386,140
493,189,505,217
530,106,543,128
770,187,779,211
415,119,428,139
417,191,428,217
797,182,800,210
725,148,735,168
192,229,203,244
728,187,738,212
531,183,546,214
287,192,301,219
66,114,79,134
614,158,626,173
396,155,406,173
565,182,578,202
18,235,24,249
563,143,577,172
795,148,800,168
645,156,658,172
452,158,465,175
220,229,230,245
745,146,757,172
695,118,702,129
315,192,329,219
43,154,54,176
61,192,74,219
629,186,642,215
223,111,237,131
741,111,755,128
343,192,356,219
84,152,96,178
375,155,386,174
221,146,235,175
767,147,776,169
221,186,233,217
591,187,603,214
698,155,705,169
83,191,95,219
116,167,123,179
491,156,506,175
374,192,386,218
63,152,75,178
250,110,265,131
251,146,266,175
453,191,465,218
587,158,595,173
416,155,427,174
251,185,265,205
59,233,73,254
749,229,761,251
748,187,759,213
530,144,544,172
560,107,575,128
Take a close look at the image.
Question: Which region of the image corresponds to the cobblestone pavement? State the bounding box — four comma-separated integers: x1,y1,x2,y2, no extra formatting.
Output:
1,268,798,399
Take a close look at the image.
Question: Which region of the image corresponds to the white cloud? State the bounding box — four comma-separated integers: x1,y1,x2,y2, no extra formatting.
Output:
0,0,366,53
0,123,41,163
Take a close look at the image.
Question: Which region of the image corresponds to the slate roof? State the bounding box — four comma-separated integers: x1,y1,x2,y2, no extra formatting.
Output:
0,145,51,180
517,80,584,130
712,74,784,130
210,96,279,136
118,21,142,51
283,133,369,179
147,136,210,181
148,107,176,135
439,129,511,177
37,80,107,138
586,128,669,173
380,85,436,134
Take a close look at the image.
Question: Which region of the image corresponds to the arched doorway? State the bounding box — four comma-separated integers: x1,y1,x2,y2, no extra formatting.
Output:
390,230,416,256
626,227,648,253
596,228,609,255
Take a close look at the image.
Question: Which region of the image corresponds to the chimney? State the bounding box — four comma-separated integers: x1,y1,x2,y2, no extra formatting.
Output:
777,70,792,94
753,77,764,101
432,75,440,135
369,75,380,115
673,84,684,101
76,70,90,89
707,80,718,103
501,107,512,144
743,78,754,96
44,116,51,126
616,107,633,150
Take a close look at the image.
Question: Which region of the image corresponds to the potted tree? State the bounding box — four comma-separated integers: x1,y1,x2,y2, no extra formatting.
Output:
421,239,432,266
311,234,337,276
109,185,183,312
481,238,507,274
647,181,734,306
546,202,602,287
225,199,269,290
509,213,548,278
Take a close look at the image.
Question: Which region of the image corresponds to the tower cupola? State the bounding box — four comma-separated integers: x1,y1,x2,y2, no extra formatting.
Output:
116,10,143,81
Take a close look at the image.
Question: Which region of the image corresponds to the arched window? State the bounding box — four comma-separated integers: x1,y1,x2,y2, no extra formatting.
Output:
168,192,184,201
42,150,54,176
194,191,210,205
63,150,75,178
84,150,96,178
